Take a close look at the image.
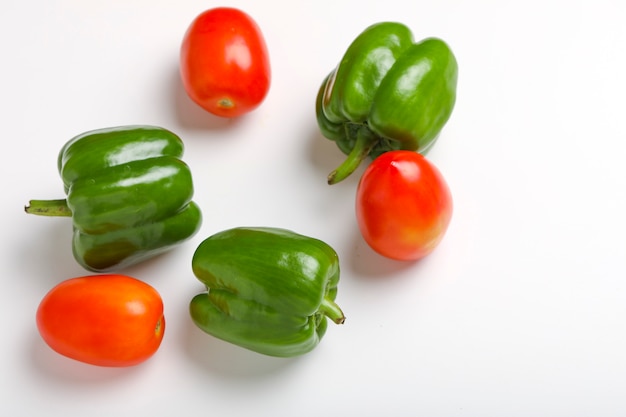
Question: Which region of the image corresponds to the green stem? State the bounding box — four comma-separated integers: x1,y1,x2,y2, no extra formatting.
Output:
24,199,72,217
327,125,378,185
320,297,345,325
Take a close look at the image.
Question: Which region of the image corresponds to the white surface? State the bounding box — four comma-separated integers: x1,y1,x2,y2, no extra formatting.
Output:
2,1,626,416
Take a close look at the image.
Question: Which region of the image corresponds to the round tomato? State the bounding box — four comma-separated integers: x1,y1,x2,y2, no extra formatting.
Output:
36,274,165,367
180,7,271,118
356,150,453,261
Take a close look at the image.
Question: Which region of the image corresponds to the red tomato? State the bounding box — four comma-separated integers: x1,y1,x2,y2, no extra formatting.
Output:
180,7,271,118
36,274,165,367
356,151,453,261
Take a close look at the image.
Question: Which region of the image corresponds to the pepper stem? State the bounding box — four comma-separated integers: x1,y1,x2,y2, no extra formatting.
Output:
320,297,345,324
24,199,72,217
327,125,378,185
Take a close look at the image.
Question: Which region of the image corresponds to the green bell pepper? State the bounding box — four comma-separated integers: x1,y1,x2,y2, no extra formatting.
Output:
190,227,345,357
25,125,202,272
316,22,459,184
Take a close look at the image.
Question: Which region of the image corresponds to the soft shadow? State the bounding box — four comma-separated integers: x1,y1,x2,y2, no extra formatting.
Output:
347,227,425,280
169,66,246,132
30,330,142,385
119,246,186,280
307,126,344,175
19,217,85,288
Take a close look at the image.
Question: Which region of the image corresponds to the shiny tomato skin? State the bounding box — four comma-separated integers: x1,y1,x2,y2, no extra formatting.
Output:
180,7,271,118
356,151,453,261
36,274,165,367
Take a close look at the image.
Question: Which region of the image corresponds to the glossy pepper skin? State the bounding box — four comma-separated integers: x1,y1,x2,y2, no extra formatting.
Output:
190,227,345,357
316,22,458,184
25,125,202,272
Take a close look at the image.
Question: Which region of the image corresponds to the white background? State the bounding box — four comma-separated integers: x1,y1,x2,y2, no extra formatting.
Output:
2,1,625,416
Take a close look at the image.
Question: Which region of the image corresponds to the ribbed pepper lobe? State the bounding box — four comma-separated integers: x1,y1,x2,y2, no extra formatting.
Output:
190,227,344,357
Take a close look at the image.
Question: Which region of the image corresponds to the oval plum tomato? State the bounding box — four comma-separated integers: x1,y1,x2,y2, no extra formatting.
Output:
36,274,165,367
180,7,271,118
356,150,453,261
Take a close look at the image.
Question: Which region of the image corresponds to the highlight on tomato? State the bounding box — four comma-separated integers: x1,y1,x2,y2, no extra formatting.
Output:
355,150,453,261
180,7,271,118
36,274,165,367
